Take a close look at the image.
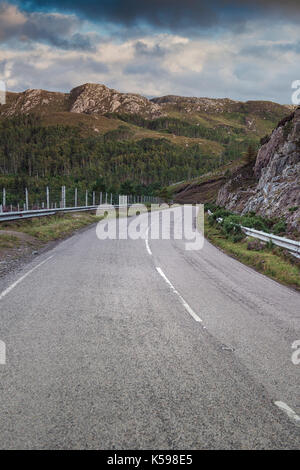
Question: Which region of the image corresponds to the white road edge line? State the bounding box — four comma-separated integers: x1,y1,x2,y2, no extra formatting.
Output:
156,267,202,323
274,401,300,424
0,255,54,301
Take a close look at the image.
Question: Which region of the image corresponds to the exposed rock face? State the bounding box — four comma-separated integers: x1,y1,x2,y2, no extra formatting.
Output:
0,89,68,117
0,83,162,119
69,83,162,118
151,95,293,117
217,107,300,230
0,83,293,124
151,95,239,114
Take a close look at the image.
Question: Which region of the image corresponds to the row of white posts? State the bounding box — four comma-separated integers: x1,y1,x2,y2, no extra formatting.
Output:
0,187,159,212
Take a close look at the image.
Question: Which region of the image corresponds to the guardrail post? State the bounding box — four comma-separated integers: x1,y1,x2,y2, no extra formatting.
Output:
2,188,6,208
25,188,28,211
85,190,88,207
46,187,50,209
75,188,78,207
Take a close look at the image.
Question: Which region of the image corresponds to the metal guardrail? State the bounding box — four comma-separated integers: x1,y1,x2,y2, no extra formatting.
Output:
241,226,300,259
0,204,132,222
207,210,300,259
0,201,154,222
0,205,100,222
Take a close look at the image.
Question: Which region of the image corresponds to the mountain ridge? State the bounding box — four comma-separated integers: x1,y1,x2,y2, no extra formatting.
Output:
0,82,297,202
0,82,294,119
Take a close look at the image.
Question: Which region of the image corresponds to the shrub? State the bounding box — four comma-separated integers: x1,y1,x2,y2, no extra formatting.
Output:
208,215,216,226
204,202,218,213
212,208,232,220
240,215,269,232
231,233,245,243
273,220,287,235
222,216,244,242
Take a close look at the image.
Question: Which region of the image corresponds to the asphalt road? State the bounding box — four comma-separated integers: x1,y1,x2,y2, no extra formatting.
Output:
0,207,299,449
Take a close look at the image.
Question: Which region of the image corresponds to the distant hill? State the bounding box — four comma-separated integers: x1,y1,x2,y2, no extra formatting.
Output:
0,83,295,201
0,83,293,144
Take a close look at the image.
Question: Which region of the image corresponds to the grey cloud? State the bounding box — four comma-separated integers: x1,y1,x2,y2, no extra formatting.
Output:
15,0,300,33
134,41,167,58
241,42,300,58
0,2,93,50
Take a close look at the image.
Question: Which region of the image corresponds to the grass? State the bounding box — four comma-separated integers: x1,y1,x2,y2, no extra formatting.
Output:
0,233,21,248
41,112,121,137
205,215,300,290
2,212,103,243
42,111,225,153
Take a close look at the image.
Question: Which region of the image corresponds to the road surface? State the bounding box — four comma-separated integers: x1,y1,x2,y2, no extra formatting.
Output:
0,207,299,449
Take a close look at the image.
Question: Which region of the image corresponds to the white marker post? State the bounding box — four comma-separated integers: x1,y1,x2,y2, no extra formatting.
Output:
0,80,6,106
46,186,50,209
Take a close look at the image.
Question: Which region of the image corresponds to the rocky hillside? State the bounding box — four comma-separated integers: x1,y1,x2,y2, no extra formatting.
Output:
70,83,161,117
0,89,69,117
0,83,162,119
0,83,297,198
0,83,293,136
151,94,292,118
217,107,300,230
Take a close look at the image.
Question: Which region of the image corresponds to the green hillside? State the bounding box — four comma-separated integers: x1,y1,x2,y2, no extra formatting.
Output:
0,84,293,204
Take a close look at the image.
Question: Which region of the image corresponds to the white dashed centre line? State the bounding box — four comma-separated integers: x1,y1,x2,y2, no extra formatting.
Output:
156,266,203,323
145,226,152,255
274,401,300,425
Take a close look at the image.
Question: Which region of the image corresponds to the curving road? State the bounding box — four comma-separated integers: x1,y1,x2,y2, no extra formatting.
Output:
0,207,299,449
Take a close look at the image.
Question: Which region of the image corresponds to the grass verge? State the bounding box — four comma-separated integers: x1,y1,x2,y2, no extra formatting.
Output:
1,212,103,243
205,215,300,290
0,233,21,248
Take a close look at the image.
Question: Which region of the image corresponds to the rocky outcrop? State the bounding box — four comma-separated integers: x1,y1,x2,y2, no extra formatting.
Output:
69,83,162,118
0,83,162,119
0,89,68,117
217,107,300,230
151,95,293,118
151,95,240,114
0,83,293,124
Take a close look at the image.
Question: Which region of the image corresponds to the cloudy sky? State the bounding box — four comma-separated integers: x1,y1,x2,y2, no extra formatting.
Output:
0,1,299,103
